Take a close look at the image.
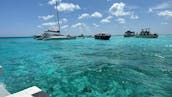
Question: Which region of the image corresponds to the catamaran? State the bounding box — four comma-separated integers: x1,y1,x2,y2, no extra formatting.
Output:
34,1,76,40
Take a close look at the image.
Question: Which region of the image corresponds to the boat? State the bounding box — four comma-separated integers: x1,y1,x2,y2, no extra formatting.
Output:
124,30,135,37
135,28,158,38
77,34,85,39
42,32,76,40
94,33,111,40
34,1,76,40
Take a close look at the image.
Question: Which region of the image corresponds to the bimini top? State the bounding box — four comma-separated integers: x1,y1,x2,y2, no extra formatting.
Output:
45,30,60,33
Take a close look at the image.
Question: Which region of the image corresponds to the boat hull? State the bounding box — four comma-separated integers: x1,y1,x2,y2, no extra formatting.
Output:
124,35,135,37
43,36,76,40
94,35,111,40
34,33,76,40
135,34,158,38
44,37,76,40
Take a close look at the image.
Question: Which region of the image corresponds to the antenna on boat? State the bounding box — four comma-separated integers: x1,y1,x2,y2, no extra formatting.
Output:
56,1,60,33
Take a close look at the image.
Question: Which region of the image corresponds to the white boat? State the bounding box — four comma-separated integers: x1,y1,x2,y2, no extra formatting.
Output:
34,1,75,40
43,33,76,40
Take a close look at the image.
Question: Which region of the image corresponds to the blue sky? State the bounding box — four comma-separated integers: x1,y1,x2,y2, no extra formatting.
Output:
0,0,172,37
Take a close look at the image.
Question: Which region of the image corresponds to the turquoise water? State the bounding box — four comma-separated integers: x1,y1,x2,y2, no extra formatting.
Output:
0,36,172,97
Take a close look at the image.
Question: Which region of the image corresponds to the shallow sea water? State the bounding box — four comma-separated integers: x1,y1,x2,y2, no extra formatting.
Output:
0,36,172,97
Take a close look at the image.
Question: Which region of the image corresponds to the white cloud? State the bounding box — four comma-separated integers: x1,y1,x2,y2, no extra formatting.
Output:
38,15,54,21
148,8,153,13
78,12,102,19
109,2,139,20
61,25,69,29
38,17,67,29
93,23,99,27
41,22,57,26
56,3,80,12
56,18,68,24
100,19,111,23
37,25,42,28
154,3,170,9
78,13,90,19
40,18,67,26
91,12,103,18
109,2,130,16
161,22,168,25
149,2,171,13
48,0,62,5
106,16,113,19
70,23,90,34
62,18,68,23
38,17,68,29
100,16,113,23
157,10,172,17
71,23,89,32
130,13,139,19
115,18,126,24
71,23,84,28
40,18,67,25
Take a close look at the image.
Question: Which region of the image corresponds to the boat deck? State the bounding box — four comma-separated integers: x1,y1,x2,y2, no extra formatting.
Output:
0,85,11,97
0,66,11,97
0,66,51,97
6,86,51,97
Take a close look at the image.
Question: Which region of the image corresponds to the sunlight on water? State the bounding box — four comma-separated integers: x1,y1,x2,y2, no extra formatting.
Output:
0,36,172,97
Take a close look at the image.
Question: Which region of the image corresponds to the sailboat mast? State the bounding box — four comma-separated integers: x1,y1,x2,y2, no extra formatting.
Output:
56,1,60,33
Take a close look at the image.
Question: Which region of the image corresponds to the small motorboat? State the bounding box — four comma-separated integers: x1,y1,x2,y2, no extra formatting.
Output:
94,33,111,40
124,30,135,37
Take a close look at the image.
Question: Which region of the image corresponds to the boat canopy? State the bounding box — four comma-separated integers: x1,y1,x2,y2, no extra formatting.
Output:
45,30,60,33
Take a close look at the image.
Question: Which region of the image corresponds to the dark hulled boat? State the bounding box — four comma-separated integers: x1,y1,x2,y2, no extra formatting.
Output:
94,33,111,40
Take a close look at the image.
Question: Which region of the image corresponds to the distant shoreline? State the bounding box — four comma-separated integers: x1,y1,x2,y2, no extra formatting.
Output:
0,34,172,38
0,36,32,38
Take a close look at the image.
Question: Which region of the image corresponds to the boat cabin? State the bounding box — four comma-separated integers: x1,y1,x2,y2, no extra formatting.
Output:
124,30,135,37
